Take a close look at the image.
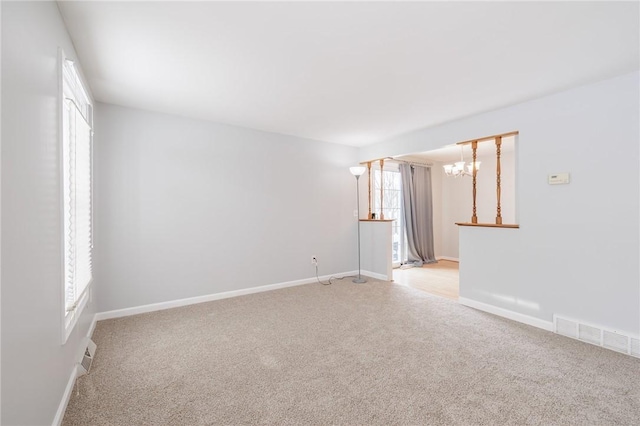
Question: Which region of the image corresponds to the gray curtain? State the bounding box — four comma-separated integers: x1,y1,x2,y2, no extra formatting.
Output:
400,164,436,266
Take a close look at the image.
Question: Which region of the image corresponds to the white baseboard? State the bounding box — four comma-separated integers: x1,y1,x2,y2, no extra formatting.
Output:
53,313,98,426
361,270,389,281
52,364,79,426
437,256,459,262
95,271,359,321
87,315,97,339
458,297,553,331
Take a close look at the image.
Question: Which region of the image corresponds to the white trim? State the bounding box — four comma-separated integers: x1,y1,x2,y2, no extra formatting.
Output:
59,47,94,345
96,271,359,321
1,4,3,421
436,256,459,262
458,297,553,331
62,286,90,344
52,365,79,426
87,313,97,339
58,47,67,345
54,310,99,426
360,270,389,281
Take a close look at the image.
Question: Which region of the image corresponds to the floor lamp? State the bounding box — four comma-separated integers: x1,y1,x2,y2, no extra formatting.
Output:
350,166,367,284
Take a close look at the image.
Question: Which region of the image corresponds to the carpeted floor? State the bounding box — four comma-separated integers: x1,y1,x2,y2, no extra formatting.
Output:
63,280,640,425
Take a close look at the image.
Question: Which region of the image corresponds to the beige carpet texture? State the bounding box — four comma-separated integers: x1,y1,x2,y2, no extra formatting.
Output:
63,280,640,425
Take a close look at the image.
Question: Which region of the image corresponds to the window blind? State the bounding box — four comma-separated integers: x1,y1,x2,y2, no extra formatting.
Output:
62,59,93,317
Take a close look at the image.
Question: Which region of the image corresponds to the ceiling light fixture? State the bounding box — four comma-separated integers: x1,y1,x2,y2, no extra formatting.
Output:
443,145,480,177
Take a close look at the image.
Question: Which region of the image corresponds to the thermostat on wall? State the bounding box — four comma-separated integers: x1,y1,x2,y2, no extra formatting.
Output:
548,173,570,185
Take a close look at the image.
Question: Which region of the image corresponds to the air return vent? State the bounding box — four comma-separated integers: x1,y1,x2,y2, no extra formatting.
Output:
555,317,578,339
578,324,601,345
603,330,629,354
553,315,639,358
77,338,97,377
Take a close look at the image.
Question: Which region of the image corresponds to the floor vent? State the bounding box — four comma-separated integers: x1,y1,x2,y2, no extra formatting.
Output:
77,338,97,377
578,323,600,345
553,315,639,358
603,330,628,354
555,317,578,339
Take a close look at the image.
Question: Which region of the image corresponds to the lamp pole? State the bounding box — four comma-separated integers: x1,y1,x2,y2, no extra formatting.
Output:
350,167,367,284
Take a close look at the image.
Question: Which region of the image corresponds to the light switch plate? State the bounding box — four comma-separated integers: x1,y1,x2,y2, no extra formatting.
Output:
548,173,570,185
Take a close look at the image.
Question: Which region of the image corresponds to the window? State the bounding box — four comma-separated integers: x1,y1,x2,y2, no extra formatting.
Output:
61,53,93,342
373,168,406,266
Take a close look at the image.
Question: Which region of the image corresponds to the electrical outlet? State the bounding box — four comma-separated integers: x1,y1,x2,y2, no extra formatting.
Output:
353,210,358,217
311,256,318,265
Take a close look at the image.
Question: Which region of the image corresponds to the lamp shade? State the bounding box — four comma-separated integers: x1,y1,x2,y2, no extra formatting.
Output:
349,166,366,176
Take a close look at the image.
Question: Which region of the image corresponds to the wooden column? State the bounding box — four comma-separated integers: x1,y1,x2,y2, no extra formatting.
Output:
379,159,385,219
471,141,478,224
367,162,372,219
495,136,502,225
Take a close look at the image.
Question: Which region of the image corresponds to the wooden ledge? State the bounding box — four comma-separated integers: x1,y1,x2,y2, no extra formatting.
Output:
456,130,519,146
359,219,395,222
456,222,519,229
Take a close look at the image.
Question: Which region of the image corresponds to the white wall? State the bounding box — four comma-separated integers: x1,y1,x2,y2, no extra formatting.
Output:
0,2,3,420
440,164,467,259
359,72,639,334
360,221,393,280
1,2,97,424
94,103,359,312
440,150,516,259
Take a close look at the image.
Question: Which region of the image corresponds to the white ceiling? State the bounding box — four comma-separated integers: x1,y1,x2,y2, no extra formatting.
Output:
58,1,639,147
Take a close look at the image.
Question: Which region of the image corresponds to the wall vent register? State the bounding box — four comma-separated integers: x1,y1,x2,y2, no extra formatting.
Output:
554,315,639,358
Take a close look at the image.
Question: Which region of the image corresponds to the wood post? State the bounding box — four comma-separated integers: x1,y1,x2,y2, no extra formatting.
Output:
443,130,518,227
379,159,385,219
495,136,502,225
367,162,372,219
471,141,478,224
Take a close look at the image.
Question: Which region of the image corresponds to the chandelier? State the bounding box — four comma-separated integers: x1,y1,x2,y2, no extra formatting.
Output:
443,145,481,177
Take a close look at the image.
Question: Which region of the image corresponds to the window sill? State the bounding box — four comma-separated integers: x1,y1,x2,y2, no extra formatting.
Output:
62,288,90,344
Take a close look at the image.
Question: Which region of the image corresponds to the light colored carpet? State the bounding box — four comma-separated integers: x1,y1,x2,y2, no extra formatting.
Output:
63,280,640,425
